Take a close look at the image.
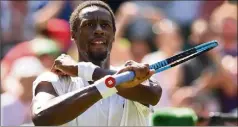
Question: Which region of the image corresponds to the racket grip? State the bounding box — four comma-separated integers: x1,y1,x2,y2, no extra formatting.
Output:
113,71,135,86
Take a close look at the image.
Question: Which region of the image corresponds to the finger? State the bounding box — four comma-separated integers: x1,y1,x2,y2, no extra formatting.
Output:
138,69,155,81
117,66,134,74
54,60,63,69
51,68,60,75
116,68,127,74
145,64,149,68
149,69,156,75
117,67,133,74
55,70,67,76
136,65,150,79
125,60,133,66
56,54,66,60
51,68,57,74
51,63,56,71
61,53,66,57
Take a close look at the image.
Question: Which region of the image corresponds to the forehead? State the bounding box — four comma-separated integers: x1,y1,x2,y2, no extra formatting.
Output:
79,6,112,21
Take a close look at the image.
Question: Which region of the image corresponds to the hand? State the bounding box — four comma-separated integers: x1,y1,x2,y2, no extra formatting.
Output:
116,60,155,89
51,54,78,76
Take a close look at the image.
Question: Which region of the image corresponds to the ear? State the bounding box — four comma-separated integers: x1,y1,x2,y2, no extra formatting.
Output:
71,33,76,41
71,37,74,42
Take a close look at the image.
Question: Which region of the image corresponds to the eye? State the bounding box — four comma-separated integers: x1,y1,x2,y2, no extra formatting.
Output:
85,23,94,27
101,23,111,28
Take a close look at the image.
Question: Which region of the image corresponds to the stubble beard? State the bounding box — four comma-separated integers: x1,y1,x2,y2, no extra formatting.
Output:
88,50,108,62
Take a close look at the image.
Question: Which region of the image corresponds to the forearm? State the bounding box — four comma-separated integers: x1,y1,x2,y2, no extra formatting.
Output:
33,86,102,126
117,84,162,106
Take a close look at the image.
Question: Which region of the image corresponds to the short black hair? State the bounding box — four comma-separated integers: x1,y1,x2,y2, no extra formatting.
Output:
69,0,116,38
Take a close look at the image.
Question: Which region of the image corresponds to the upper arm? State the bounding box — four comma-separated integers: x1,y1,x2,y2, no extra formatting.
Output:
142,77,162,91
32,81,58,116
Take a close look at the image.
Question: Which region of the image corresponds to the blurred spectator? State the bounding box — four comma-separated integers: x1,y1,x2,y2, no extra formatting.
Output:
34,1,87,23
34,1,72,22
104,0,127,13
124,17,157,62
110,1,163,66
0,1,236,126
199,0,225,20
211,1,237,113
1,56,45,126
142,19,184,109
172,20,216,111
1,1,74,59
0,18,67,93
120,1,201,42
45,18,71,52
171,16,237,121
209,0,237,36
115,1,164,41
1,1,38,58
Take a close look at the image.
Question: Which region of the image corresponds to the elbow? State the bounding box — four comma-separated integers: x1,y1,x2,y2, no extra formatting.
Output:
32,112,55,126
32,113,43,126
32,110,70,126
151,85,162,106
32,113,48,126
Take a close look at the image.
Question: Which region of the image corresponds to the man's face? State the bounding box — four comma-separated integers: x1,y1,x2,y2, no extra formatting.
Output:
74,6,115,61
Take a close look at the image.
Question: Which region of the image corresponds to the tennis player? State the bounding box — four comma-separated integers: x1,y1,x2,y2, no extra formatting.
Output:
31,1,162,126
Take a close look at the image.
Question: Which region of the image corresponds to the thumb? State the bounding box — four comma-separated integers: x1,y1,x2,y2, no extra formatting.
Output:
149,69,156,76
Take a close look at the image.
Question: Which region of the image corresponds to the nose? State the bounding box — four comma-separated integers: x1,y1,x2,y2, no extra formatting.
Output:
94,24,104,36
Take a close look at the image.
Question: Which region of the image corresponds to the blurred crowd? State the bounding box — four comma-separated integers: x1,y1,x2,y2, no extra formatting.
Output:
0,0,237,126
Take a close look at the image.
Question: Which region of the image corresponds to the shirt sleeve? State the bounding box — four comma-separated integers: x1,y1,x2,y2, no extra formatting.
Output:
32,72,76,98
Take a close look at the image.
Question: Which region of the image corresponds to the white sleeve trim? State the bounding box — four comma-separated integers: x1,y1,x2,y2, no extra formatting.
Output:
77,62,99,81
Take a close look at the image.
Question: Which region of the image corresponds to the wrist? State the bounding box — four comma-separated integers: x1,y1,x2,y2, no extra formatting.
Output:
94,76,118,99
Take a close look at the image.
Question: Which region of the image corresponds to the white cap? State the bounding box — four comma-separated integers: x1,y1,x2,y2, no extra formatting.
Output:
9,56,45,79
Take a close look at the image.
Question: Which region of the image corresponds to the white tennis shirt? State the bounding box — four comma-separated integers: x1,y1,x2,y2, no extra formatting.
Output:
32,71,151,126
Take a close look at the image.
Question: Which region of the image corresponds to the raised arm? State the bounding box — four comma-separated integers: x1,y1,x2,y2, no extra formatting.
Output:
32,58,156,125
52,54,162,106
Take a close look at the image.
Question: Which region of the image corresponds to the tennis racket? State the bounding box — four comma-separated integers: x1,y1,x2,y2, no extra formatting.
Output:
111,40,218,86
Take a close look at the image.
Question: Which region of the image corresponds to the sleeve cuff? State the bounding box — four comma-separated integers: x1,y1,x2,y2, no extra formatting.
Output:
77,62,99,81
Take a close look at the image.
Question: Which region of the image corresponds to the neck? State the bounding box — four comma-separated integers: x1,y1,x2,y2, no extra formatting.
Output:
78,53,110,69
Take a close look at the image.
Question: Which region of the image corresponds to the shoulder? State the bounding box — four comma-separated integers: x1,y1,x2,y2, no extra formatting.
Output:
33,71,81,95
34,71,59,85
35,71,89,93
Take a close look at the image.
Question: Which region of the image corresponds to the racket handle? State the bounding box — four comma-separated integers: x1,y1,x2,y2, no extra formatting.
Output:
113,71,135,86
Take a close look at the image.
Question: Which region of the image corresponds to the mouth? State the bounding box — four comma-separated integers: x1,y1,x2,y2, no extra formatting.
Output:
89,38,108,49
90,38,106,45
